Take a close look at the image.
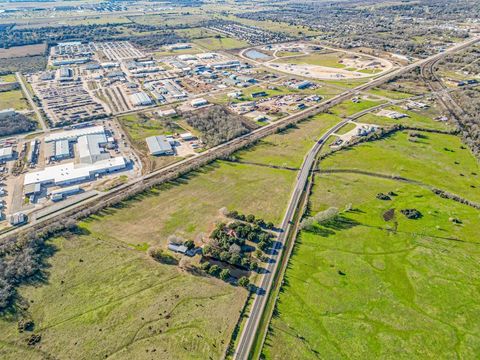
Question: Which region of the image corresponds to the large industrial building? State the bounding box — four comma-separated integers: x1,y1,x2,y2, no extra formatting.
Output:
146,135,174,156
24,157,127,186
130,92,153,107
77,133,110,164
45,126,105,143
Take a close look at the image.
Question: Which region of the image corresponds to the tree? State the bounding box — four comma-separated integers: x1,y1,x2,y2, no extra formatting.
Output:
208,265,220,276
238,276,250,288
220,269,230,281
200,262,211,271
184,240,195,250
246,214,255,223
266,222,275,229
220,251,231,262
250,261,258,271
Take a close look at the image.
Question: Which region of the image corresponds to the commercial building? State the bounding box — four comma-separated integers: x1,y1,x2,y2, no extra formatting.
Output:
180,132,195,141
45,126,105,143
130,92,153,107
9,212,27,226
24,157,127,187
54,140,70,160
292,80,313,90
191,98,208,107
146,136,174,156
0,147,14,162
77,133,109,164
158,108,177,117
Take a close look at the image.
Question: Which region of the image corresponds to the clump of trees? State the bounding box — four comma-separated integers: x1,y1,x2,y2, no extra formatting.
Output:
0,219,77,311
226,210,275,230
183,106,249,147
376,193,391,200
300,207,339,231
400,208,422,219
0,113,37,137
203,221,272,270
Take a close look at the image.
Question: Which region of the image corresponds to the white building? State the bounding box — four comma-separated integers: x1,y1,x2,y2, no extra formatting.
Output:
45,126,105,143
158,108,177,117
54,140,70,159
146,136,174,156
24,157,127,187
191,98,208,107
180,132,195,141
130,92,153,107
0,147,13,161
77,133,109,164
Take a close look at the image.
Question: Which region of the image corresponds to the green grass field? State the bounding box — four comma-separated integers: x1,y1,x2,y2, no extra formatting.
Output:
0,74,17,82
276,52,346,69
329,99,386,118
264,172,480,359
321,131,480,203
236,113,342,168
0,232,246,360
193,37,249,51
118,113,182,146
0,89,29,111
263,130,480,359
0,158,299,359
367,87,414,100
86,161,296,247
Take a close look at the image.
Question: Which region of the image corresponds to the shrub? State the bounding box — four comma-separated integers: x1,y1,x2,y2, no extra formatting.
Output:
220,269,230,281
238,276,250,288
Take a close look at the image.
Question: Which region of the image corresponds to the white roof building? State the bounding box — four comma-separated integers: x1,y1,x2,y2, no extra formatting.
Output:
191,98,208,107
54,140,70,159
130,92,153,107
45,126,105,143
0,147,13,161
146,136,174,156
24,157,127,186
77,133,109,164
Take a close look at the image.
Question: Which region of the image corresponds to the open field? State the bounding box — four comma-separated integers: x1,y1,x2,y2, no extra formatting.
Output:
85,161,296,247
329,98,386,118
193,37,249,51
0,44,46,59
358,105,453,131
0,74,17,82
276,52,346,69
264,170,480,359
277,52,345,69
0,231,247,360
366,87,414,100
0,89,30,111
320,131,480,203
236,113,342,168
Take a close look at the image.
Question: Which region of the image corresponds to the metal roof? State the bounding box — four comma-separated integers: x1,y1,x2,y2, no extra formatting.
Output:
146,136,173,155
